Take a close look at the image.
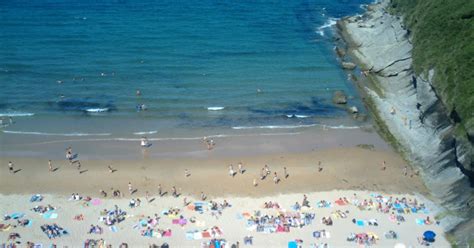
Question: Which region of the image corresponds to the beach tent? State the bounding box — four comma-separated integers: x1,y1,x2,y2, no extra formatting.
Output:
423,230,436,242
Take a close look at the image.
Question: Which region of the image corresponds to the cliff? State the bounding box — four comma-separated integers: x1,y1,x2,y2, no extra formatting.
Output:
335,0,473,246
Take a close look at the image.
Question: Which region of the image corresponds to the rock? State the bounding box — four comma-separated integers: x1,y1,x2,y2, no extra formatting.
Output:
332,91,348,104
349,106,359,113
341,62,356,70
335,46,346,58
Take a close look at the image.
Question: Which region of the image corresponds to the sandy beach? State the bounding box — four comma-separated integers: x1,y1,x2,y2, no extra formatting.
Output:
0,142,450,247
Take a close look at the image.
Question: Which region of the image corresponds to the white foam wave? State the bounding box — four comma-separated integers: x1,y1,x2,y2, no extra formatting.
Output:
232,124,317,130
2,130,111,136
207,107,225,111
286,114,309,118
85,108,109,113
316,17,338,36
316,124,361,130
133,130,158,135
0,112,35,117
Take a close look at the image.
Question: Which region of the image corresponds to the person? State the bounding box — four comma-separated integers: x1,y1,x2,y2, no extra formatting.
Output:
390,106,396,115
48,160,53,172
100,189,107,197
76,161,81,171
253,178,258,187
273,172,279,184
403,166,408,176
318,161,323,172
260,168,266,180
264,164,270,175
381,161,386,171
284,167,289,178
128,182,133,194
200,192,206,201
172,186,177,197
140,137,150,147
158,184,163,196
238,162,244,174
136,89,141,96
185,169,190,177
108,165,114,173
8,161,14,173
229,164,235,177
145,191,150,202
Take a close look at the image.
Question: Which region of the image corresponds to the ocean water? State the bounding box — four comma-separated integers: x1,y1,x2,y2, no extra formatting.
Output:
0,0,372,139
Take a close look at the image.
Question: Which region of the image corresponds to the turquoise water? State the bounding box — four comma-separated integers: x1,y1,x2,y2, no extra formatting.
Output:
0,0,371,137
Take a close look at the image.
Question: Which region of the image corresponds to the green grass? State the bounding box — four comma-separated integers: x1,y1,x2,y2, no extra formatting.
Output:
389,0,474,136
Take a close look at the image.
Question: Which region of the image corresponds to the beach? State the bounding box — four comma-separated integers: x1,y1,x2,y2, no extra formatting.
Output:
0,136,450,247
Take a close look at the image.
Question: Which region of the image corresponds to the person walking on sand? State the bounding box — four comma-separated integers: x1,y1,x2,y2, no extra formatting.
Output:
264,164,270,175
200,192,207,201
283,167,289,179
172,186,177,197
128,182,133,195
145,191,150,202
8,161,14,173
229,164,235,177
48,160,53,172
253,178,258,187
318,161,323,172
108,165,114,173
273,172,279,184
185,169,190,177
381,161,386,171
260,168,266,180
76,161,81,171
238,162,244,174
158,184,163,197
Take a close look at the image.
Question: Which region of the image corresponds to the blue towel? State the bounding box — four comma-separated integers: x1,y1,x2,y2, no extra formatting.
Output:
288,241,298,248
10,212,25,219
110,226,118,232
356,220,365,226
416,219,425,225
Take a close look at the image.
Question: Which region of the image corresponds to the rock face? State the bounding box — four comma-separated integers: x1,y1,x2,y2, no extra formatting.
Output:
341,61,356,70
337,0,473,243
332,91,347,104
335,46,346,58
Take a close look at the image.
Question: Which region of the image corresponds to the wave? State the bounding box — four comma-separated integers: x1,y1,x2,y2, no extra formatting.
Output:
232,124,317,130
286,114,309,118
316,17,338,36
2,130,111,136
0,112,34,117
133,130,158,135
315,124,361,130
85,108,109,113
207,106,225,111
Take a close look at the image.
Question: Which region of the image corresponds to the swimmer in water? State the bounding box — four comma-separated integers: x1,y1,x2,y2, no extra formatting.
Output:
136,89,141,96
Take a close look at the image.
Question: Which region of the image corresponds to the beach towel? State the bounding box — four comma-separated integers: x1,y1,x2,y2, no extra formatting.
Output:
110,225,118,232
288,241,298,248
172,219,180,224
10,212,25,219
164,230,172,237
91,198,102,206
0,224,12,232
43,211,58,219
356,220,365,226
416,219,425,225
194,232,203,240
179,219,187,225
335,199,346,206
202,231,211,238
186,231,195,240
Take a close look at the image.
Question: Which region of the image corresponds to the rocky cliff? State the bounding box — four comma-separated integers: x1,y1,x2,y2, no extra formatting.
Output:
336,0,473,245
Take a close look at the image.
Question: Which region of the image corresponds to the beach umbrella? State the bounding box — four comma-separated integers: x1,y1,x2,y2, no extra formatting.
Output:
423,230,436,242
394,243,406,248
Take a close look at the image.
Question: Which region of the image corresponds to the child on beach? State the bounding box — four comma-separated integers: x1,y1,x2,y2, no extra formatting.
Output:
48,160,53,172
8,161,14,173
128,182,133,195
238,162,244,174
284,167,289,178
229,165,235,177
273,172,279,184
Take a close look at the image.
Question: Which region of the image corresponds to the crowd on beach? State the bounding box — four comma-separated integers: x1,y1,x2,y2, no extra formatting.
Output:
1,144,443,247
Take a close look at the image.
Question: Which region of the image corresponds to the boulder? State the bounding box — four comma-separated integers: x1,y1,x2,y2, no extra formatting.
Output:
341,62,356,70
333,91,348,104
335,46,346,58
349,106,359,113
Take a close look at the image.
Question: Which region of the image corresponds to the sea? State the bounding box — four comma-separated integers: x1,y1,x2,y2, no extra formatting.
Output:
0,0,373,142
